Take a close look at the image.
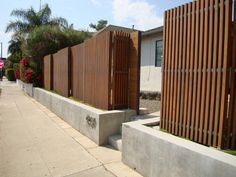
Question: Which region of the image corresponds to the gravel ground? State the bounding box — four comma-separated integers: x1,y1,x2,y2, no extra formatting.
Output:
139,99,161,113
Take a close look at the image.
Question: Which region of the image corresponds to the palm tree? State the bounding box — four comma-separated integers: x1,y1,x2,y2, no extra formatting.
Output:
5,4,68,35
8,35,23,55
89,19,108,31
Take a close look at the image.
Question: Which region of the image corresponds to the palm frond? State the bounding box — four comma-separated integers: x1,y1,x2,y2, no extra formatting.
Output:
38,4,51,24
50,17,68,28
5,21,29,33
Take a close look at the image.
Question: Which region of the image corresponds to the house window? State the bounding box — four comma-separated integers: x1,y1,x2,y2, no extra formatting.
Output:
155,40,163,67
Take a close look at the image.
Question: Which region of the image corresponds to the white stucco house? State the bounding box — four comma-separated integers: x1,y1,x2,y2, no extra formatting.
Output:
140,26,163,93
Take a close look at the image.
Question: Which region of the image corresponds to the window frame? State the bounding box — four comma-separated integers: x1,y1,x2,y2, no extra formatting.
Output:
155,40,163,67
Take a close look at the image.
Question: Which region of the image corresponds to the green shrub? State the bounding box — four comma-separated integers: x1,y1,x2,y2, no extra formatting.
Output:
2,67,5,76
4,60,13,69
7,52,21,63
5,69,16,81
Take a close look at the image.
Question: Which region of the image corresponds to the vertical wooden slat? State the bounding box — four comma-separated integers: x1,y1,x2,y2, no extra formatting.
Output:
187,1,196,139
213,0,225,147
230,0,236,149
172,7,180,134
165,10,173,131
194,0,205,142
199,0,209,143
169,8,177,133
162,11,170,130
160,11,167,129
179,4,188,136
190,0,200,140
218,0,232,148
208,0,220,146
183,3,191,137
203,0,214,145
175,6,184,134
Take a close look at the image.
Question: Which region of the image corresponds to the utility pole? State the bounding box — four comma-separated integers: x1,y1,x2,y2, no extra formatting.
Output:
0,42,2,59
40,0,42,10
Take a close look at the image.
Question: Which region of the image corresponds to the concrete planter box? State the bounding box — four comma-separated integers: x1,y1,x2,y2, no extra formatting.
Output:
17,79,34,97
122,118,236,177
34,88,135,145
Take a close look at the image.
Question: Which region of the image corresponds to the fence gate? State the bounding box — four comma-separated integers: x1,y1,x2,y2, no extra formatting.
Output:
111,31,130,109
161,0,236,149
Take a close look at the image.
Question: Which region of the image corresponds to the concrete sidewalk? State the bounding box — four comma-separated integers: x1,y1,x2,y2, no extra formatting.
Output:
0,79,142,177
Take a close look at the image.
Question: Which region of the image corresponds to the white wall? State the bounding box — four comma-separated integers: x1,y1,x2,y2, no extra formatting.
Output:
140,33,163,92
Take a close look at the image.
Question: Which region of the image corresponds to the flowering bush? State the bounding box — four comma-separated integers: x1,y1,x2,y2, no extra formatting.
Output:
14,69,20,79
19,58,28,82
13,63,20,79
18,58,42,86
20,58,29,67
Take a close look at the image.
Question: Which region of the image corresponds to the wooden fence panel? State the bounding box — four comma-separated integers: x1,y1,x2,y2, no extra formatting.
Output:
162,0,234,149
94,32,111,110
84,38,96,106
53,47,71,97
71,43,84,101
43,54,53,90
128,31,141,114
71,32,111,110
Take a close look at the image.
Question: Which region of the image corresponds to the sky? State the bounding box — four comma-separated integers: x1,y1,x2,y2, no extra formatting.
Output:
0,0,192,58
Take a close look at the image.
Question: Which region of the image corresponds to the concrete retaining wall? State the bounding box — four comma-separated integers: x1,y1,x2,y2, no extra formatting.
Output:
17,79,34,97
122,119,236,177
34,88,135,145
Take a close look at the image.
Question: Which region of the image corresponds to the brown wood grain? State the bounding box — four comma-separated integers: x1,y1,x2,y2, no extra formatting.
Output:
199,0,209,143
213,0,225,147
53,47,71,97
170,8,177,133
175,6,184,134
129,31,141,114
183,3,192,137
208,0,219,146
43,54,53,90
161,0,235,149
218,0,232,148
160,11,167,129
203,0,214,145
187,1,196,139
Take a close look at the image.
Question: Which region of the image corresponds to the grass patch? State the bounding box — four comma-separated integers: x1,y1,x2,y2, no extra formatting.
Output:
223,150,236,156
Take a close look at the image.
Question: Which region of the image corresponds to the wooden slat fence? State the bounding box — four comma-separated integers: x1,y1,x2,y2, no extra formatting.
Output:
161,0,236,149
44,31,141,113
71,32,111,110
